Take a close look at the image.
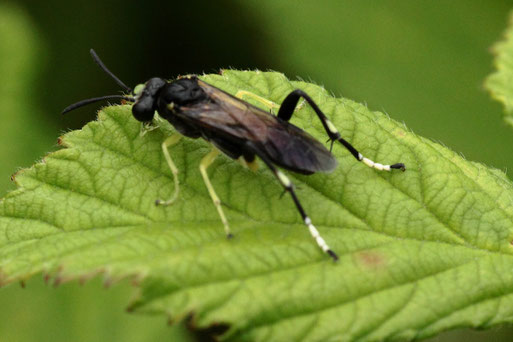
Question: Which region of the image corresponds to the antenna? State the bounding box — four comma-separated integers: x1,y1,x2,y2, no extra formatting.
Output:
62,95,135,114
62,49,136,114
90,49,132,93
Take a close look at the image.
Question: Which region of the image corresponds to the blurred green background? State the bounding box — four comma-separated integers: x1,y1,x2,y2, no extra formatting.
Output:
1,1,513,341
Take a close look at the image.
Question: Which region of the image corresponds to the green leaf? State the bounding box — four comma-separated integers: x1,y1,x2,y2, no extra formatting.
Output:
0,2,55,195
486,11,513,128
2,70,513,341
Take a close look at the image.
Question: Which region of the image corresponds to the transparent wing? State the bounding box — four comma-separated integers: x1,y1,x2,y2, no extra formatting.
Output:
179,81,337,174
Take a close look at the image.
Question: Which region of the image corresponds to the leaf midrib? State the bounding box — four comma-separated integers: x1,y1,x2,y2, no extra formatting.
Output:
29,107,510,258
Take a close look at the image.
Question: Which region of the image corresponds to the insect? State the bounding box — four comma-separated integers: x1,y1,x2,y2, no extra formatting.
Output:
63,49,406,261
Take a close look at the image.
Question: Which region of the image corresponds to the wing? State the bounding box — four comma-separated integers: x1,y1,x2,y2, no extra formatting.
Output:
178,80,337,174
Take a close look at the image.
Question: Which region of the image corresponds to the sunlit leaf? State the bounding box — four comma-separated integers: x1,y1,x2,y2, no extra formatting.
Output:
2,70,513,341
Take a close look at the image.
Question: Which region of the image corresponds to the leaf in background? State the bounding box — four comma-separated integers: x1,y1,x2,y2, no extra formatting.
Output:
0,3,55,194
486,11,513,128
234,1,513,172
2,70,513,341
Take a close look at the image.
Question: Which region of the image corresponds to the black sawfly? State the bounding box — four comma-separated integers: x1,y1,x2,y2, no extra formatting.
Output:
63,49,406,261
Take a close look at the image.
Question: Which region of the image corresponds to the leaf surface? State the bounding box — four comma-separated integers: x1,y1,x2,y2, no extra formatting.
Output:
486,11,513,128
2,70,513,341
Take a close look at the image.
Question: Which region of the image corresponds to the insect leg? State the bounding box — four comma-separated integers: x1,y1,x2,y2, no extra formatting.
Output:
246,142,338,261
155,133,182,206
139,121,159,137
235,90,280,112
278,90,406,172
199,148,232,238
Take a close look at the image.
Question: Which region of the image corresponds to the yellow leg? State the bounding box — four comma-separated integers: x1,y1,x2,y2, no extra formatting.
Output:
245,158,259,171
155,133,182,206
139,121,159,137
199,148,231,237
237,157,259,172
235,90,280,112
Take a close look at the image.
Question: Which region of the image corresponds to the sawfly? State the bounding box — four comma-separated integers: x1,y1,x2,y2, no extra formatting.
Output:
63,49,406,261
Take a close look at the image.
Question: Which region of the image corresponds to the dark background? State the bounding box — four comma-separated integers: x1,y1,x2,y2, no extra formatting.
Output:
1,1,513,341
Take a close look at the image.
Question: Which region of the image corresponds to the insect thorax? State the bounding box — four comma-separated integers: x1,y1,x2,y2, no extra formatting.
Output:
159,78,208,107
